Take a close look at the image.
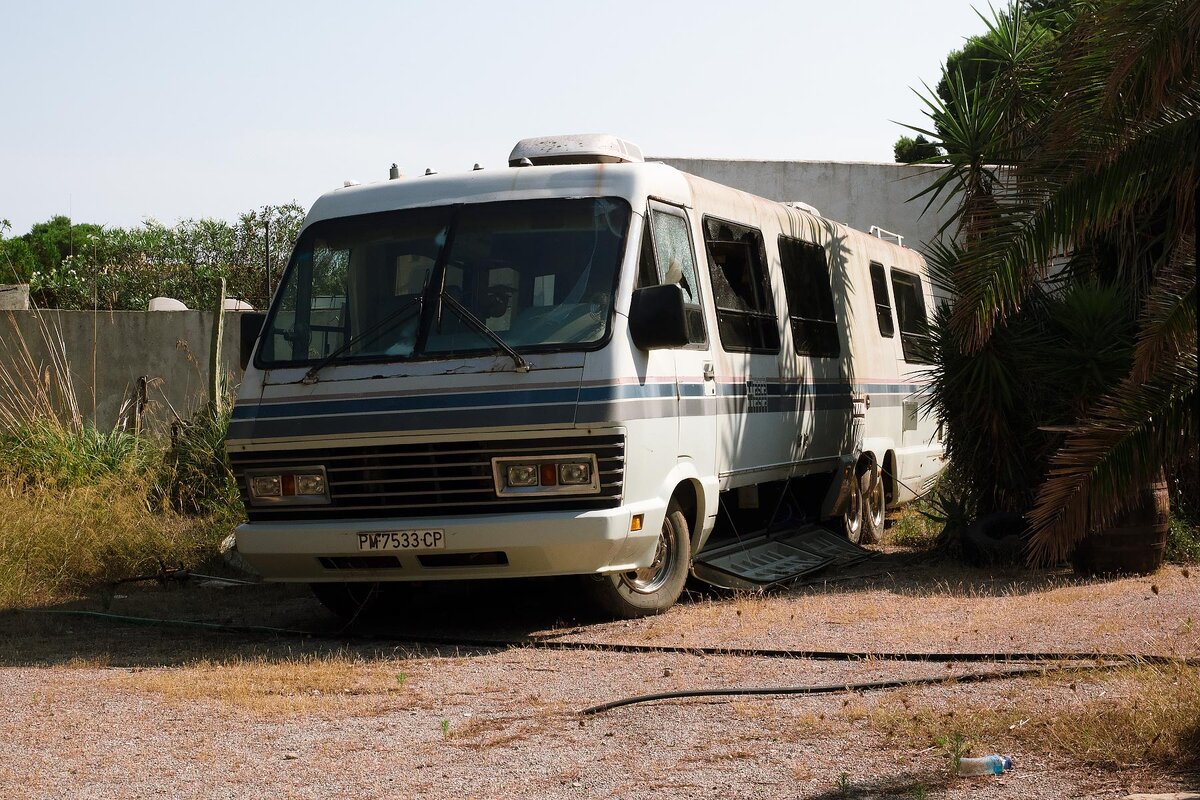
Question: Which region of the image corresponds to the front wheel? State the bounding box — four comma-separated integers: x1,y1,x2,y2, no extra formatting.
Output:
583,502,691,619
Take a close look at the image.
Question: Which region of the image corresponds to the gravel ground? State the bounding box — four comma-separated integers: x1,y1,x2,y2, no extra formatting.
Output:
1,553,1196,799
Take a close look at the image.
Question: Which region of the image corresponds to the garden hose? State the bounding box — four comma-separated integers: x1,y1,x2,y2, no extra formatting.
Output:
32,609,1196,717
32,609,1196,667
577,662,1121,716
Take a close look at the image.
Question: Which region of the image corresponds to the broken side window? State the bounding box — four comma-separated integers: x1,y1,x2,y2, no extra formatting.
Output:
702,217,779,353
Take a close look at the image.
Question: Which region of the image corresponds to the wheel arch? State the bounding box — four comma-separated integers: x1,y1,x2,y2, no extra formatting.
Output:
656,460,710,558
883,449,898,504
861,437,898,503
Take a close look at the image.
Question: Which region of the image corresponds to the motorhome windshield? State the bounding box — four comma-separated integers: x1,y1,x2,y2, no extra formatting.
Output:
257,197,631,368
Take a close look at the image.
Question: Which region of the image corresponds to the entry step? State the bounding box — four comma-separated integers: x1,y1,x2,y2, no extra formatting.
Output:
691,525,872,591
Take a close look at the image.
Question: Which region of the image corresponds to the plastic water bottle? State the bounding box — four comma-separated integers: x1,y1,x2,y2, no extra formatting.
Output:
956,755,1013,776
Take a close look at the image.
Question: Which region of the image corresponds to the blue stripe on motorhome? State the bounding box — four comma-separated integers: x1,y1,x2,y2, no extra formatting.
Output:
226,401,578,441
230,385,582,421
227,380,924,440
575,397,680,423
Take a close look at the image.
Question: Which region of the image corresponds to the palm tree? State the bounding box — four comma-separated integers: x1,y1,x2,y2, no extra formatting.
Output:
910,0,1198,564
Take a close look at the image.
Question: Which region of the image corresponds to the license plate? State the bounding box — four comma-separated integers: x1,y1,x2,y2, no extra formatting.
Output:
357,530,445,551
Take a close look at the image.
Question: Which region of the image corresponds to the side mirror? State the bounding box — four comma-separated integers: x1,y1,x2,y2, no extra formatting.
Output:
239,312,267,370
629,284,690,350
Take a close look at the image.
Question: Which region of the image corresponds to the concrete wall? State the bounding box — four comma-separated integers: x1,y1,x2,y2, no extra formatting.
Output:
655,158,952,252
0,284,30,310
0,310,249,431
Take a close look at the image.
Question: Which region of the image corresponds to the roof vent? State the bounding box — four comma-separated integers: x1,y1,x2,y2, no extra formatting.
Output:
869,225,905,248
508,134,644,167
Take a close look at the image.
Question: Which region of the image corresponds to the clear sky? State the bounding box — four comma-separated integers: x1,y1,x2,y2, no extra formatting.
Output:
0,0,990,236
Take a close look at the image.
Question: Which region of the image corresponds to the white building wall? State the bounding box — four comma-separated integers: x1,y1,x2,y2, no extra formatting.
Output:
655,158,954,252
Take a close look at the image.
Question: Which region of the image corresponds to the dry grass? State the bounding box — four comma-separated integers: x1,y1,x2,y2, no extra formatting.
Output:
866,663,1200,770
444,711,560,749
0,474,223,610
117,651,421,715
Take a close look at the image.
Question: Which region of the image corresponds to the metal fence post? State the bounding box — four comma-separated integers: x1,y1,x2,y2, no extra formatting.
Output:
209,278,226,411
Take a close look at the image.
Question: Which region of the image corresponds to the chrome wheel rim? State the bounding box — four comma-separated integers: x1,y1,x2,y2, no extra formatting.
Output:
867,475,885,528
621,519,674,594
845,479,862,540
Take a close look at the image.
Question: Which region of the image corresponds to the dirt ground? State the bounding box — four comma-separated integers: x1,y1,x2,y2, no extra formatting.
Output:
0,551,1197,799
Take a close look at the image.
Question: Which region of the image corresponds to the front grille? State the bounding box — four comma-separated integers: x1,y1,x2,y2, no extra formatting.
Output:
230,434,624,521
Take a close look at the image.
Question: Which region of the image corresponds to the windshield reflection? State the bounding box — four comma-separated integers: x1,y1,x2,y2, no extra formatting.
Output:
258,197,631,368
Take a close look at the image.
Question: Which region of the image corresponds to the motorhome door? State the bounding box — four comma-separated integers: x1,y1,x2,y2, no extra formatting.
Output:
643,201,717,477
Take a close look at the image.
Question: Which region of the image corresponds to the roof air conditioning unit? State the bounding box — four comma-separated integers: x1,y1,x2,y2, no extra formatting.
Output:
508,134,644,167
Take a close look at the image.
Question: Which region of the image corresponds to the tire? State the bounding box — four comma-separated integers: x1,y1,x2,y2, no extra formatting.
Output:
310,581,389,621
860,466,885,545
842,470,864,544
584,502,692,619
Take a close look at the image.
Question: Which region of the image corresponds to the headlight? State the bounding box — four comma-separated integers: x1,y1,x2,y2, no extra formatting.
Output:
558,462,591,485
506,465,539,487
245,467,330,505
250,475,282,498
295,473,326,496
492,454,600,496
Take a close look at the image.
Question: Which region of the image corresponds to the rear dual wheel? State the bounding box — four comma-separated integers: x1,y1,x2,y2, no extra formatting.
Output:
843,464,885,545
843,472,864,544
860,467,885,545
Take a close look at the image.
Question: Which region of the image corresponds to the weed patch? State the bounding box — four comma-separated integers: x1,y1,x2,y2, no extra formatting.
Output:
156,400,242,521
1166,510,1200,564
117,652,419,715
886,505,939,550
867,664,1200,771
0,474,224,610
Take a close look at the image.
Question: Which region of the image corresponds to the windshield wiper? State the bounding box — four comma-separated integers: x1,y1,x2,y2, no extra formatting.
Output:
438,290,532,373
301,295,423,384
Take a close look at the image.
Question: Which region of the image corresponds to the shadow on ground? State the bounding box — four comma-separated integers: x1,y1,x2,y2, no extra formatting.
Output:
0,546,1137,670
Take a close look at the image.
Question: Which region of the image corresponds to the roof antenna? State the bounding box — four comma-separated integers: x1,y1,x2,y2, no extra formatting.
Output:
473,163,483,171
425,167,438,175
389,164,401,180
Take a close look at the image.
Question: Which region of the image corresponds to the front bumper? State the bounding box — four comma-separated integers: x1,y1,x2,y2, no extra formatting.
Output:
232,500,667,582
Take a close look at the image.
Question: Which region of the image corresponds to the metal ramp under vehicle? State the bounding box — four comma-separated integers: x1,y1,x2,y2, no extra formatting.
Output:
691,525,872,591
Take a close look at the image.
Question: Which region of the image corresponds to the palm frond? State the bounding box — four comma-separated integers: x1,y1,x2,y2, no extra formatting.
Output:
949,114,1199,348
1131,248,1198,384
901,71,1012,239
1026,350,1198,565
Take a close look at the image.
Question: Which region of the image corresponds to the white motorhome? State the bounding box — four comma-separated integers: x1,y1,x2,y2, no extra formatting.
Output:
226,135,945,618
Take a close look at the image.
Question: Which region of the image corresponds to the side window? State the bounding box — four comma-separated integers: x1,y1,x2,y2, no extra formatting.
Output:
869,262,895,338
778,236,840,358
637,207,707,344
264,244,350,361
703,217,780,353
891,269,932,363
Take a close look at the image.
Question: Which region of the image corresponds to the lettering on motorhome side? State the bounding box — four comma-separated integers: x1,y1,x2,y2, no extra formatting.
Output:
746,380,768,412
226,134,946,619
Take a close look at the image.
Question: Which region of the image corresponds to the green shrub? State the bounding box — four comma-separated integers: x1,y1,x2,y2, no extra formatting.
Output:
156,400,243,521
1166,511,1200,564
0,419,156,489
